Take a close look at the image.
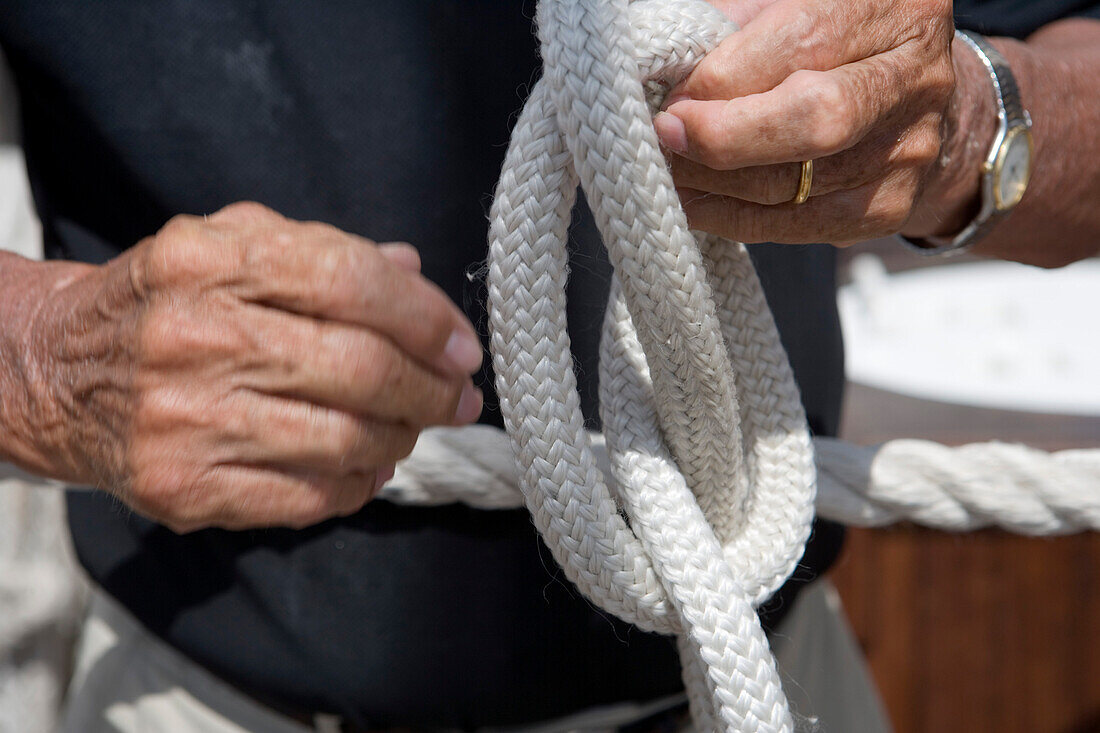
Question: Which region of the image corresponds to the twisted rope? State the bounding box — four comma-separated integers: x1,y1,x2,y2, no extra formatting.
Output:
385,430,1100,536
379,1,1099,730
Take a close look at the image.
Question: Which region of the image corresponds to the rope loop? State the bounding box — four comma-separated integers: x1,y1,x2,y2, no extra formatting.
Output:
488,1,818,729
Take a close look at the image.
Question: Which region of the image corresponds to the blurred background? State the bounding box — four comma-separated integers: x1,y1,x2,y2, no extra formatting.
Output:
830,241,1100,733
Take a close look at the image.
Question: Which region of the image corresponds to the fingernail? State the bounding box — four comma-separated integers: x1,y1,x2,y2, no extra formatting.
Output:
453,382,483,425
443,329,483,374
374,464,396,493
653,112,687,154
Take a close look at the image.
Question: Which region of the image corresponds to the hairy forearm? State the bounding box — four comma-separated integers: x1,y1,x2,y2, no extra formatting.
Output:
0,252,93,477
916,19,1100,267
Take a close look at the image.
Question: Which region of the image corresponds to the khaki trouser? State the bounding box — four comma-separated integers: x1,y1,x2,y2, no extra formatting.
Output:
59,581,891,733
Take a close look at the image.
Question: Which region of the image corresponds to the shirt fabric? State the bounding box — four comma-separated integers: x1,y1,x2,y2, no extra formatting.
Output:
0,1,1093,728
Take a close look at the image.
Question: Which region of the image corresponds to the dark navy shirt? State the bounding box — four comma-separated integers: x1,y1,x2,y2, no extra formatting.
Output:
1,1,1093,728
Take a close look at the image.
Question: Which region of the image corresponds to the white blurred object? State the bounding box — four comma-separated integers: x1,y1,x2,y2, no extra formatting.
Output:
0,147,41,260
838,254,1100,415
0,49,88,733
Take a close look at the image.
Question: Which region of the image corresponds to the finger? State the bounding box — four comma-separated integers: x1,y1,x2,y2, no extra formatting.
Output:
377,242,422,272
228,220,483,376
677,0,922,103
678,170,917,244
656,52,912,170
218,392,420,472
235,303,484,426
666,131,899,204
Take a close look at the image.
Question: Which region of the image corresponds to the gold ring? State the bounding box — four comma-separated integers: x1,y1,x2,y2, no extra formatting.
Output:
793,159,813,205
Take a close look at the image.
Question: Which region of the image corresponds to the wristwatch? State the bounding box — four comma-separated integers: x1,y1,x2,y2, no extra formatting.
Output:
901,29,1034,256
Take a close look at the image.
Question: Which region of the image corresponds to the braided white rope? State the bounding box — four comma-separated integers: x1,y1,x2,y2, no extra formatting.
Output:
384,0,1100,730
489,1,808,729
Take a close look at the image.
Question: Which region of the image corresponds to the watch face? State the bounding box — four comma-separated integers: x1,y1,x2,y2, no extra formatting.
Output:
995,127,1033,210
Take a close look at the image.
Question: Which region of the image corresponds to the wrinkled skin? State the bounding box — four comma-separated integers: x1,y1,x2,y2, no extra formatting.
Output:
654,0,962,244
18,202,483,532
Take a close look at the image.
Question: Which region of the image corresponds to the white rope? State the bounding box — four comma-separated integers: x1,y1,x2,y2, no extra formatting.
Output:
385,429,1100,536
379,0,1100,729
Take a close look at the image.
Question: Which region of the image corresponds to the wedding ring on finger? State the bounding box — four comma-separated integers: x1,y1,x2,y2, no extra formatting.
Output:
793,160,814,205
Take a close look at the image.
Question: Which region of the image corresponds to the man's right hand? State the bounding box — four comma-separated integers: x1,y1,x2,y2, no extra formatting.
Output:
16,202,483,532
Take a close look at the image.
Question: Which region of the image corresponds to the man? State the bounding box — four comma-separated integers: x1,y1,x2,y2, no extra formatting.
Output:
0,1,1096,731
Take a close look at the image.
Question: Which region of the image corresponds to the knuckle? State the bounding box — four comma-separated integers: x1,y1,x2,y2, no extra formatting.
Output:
312,239,367,305
299,220,343,241
687,56,727,100
344,240,384,287
785,68,820,95
812,113,856,158
213,201,278,224
160,213,205,241
789,8,831,70
808,115,853,158
792,73,857,156
145,216,208,285
910,126,944,168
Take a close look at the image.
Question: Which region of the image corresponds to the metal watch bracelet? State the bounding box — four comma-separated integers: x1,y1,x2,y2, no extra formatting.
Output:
898,29,1032,257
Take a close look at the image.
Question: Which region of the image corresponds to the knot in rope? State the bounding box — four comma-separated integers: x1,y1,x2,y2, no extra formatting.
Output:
487,0,815,729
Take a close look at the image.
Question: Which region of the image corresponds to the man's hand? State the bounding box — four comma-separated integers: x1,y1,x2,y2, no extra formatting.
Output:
652,0,958,245
17,202,483,532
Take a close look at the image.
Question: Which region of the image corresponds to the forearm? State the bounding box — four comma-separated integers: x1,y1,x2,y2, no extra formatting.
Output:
0,251,93,477
909,19,1100,267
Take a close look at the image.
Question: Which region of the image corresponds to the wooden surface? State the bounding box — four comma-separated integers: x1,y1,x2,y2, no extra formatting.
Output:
829,368,1100,732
